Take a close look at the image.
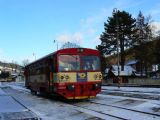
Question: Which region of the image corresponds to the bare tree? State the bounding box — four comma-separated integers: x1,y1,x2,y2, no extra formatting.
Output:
22,59,30,67
61,42,81,49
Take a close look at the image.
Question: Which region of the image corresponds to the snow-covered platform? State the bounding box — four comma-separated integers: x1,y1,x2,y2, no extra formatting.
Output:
0,88,39,120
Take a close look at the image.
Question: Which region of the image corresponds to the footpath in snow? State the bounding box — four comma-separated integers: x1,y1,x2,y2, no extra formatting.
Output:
0,83,40,120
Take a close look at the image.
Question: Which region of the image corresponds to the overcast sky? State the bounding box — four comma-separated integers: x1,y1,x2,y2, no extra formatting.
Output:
0,0,160,64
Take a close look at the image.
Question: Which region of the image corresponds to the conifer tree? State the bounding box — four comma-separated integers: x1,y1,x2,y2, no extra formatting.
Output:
98,9,136,70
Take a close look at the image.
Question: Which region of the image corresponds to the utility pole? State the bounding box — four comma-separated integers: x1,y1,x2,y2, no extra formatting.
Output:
113,8,120,87
33,53,36,61
53,40,58,50
113,8,120,79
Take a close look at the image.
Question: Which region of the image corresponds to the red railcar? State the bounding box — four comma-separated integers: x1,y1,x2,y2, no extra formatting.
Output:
25,48,102,99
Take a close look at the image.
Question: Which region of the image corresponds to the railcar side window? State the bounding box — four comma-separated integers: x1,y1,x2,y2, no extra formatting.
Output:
58,55,80,71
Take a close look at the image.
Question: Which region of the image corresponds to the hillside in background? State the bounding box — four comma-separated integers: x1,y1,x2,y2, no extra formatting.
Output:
105,36,160,68
0,61,23,71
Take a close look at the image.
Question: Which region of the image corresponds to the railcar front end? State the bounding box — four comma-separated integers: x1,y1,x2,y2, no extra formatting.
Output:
53,52,102,99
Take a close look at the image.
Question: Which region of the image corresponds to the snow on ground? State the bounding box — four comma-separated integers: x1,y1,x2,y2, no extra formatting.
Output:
98,87,160,118
4,82,30,93
1,82,160,120
0,88,6,95
95,94,160,116
0,84,39,119
102,86,160,93
75,101,159,120
0,85,27,113
0,96,27,112
1,85,102,120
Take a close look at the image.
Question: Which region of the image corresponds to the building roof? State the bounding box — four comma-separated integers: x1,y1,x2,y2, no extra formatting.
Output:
110,65,136,76
126,60,138,65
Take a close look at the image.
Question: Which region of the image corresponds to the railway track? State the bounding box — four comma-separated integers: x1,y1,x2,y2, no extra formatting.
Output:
65,102,127,120
101,89,160,100
89,100,160,117
68,100,160,120
102,88,160,94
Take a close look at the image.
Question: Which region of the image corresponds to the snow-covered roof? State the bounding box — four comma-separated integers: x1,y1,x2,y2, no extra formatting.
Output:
134,72,146,77
111,65,136,76
126,60,138,65
105,68,109,73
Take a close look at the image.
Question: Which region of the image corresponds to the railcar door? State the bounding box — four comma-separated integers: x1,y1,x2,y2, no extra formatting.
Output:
48,56,56,93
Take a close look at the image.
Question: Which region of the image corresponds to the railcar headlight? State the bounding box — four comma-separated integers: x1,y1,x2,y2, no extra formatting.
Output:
72,85,75,88
92,83,101,90
96,83,101,88
95,83,98,87
67,84,75,91
58,74,70,82
61,76,64,80
58,74,65,82
99,74,102,79
65,75,69,80
94,73,102,80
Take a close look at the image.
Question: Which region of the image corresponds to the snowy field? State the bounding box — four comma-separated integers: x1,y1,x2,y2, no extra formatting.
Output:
102,86,160,94
0,82,160,120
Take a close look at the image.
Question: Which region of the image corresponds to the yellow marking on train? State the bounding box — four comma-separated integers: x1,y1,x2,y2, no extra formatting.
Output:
53,72,77,83
77,73,86,79
87,72,102,82
67,73,77,82
53,72,102,83
67,96,96,99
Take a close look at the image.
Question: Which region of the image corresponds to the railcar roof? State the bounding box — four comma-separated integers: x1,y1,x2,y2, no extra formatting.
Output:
26,48,99,67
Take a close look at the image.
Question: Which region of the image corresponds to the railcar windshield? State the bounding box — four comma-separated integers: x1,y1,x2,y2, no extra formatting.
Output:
58,55,100,72
58,55,80,71
81,56,100,71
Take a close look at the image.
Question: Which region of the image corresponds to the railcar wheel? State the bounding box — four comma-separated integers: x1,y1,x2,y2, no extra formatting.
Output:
39,87,48,97
30,89,37,95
